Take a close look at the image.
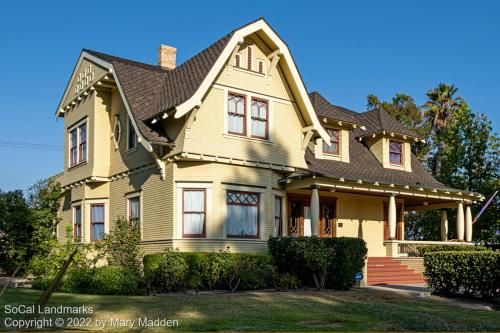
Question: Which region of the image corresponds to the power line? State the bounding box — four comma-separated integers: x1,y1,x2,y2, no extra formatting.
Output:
0,140,63,152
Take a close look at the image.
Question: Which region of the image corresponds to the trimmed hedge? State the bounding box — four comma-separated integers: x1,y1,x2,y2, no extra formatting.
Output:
417,244,490,255
423,251,500,299
268,237,367,290
143,250,275,292
62,266,144,295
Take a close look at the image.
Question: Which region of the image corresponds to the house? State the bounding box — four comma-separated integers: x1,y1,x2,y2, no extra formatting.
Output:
52,18,482,282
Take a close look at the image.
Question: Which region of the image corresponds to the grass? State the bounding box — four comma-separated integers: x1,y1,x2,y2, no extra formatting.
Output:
0,288,499,331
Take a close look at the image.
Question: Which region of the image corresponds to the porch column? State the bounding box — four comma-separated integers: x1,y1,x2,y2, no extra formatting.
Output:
440,210,448,241
310,185,320,236
388,193,397,240
456,201,465,241
465,205,473,242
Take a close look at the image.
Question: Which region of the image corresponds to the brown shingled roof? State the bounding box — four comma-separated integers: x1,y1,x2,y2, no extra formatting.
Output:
309,91,358,124
304,131,448,190
353,108,422,139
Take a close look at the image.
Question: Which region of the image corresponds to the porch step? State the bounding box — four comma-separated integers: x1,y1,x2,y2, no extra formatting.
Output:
367,257,425,286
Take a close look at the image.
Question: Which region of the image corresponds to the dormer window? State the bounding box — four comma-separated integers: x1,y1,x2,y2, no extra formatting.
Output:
323,129,340,155
389,140,403,165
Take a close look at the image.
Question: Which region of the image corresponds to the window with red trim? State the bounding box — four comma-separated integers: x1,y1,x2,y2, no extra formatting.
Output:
389,141,403,165
247,47,252,70
70,129,77,166
251,98,268,139
79,123,87,162
226,191,259,238
323,129,340,155
258,60,264,73
235,53,241,67
227,93,246,135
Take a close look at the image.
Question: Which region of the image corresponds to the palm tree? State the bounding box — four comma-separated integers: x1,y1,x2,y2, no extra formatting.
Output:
423,83,461,178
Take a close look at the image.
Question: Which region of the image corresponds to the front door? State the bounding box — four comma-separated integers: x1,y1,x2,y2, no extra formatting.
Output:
288,198,336,237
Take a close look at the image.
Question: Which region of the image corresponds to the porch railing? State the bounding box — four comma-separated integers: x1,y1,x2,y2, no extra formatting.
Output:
397,240,473,257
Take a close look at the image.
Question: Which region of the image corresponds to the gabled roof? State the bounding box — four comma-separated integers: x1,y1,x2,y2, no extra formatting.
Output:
353,108,422,139
83,49,172,144
309,91,359,124
304,131,448,190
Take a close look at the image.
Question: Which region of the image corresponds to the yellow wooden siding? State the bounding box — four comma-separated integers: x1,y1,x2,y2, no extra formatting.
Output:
108,91,154,176
93,91,111,177
62,59,108,107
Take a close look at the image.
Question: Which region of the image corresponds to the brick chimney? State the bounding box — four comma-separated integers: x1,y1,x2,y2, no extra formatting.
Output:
158,45,176,70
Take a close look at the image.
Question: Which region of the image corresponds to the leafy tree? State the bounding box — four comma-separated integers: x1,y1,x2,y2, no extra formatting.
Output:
423,83,461,177
0,190,32,273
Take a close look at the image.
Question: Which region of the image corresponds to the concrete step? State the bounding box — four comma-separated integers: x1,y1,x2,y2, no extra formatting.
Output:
367,256,425,286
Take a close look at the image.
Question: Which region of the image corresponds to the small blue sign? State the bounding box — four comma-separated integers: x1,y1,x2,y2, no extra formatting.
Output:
354,272,363,282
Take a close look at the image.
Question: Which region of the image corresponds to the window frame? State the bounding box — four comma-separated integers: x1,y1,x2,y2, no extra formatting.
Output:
90,203,105,242
234,53,241,67
247,46,253,70
274,196,283,237
250,97,269,140
227,92,247,136
257,59,265,74
68,118,88,168
226,190,260,239
127,194,141,232
182,188,207,238
389,140,404,165
73,205,82,241
127,116,137,151
322,128,341,155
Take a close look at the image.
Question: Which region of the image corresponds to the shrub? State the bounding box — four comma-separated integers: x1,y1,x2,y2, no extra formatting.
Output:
424,251,500,299
268,237,367,291
200,251,234,290
154,249,188,292
274,273,299,291
417,244,490,256
228,254,275,291
183,252,206,290
63,266,143,295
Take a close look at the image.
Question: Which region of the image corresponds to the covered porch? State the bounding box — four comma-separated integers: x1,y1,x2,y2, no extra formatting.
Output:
280,175,481,258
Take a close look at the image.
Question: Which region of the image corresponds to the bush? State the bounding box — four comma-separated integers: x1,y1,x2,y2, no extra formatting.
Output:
143,250,275,293
63,266,144,295
268,237,367,290
424,251,500,299
417,244,490,255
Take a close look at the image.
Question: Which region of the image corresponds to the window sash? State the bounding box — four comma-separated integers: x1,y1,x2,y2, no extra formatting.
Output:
128,197,140,229
251,98,268,139
70,129,77,166
90,204,105,241
323,129,340,154
226,191,259,238
183,189,206,237
389,141,403,164
79,124,87,162
73,205,82,239
227,93,246,135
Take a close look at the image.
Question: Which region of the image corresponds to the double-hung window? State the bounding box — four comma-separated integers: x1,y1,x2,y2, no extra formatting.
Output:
323,129,340,155
182,189,206,237
389,140,403,165
226,191,259,238
90,204,105,241
69,120,87,167
251,98,268,139
73,205,82,240
227,93,246,135
128,196,141,230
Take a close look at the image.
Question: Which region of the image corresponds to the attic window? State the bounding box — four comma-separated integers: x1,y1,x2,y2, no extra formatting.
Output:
323,129,340,155
234,53,241,67
113,116,121,147
257,59,264,74
389,140,403,165
247,46,253,70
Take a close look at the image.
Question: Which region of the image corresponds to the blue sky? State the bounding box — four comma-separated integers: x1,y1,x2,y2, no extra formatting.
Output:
0,0,498,191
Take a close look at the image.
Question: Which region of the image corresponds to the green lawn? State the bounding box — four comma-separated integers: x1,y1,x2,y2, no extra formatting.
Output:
0,288,498,331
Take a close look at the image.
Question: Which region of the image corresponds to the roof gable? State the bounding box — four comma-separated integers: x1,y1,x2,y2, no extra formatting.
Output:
354,108,422,139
